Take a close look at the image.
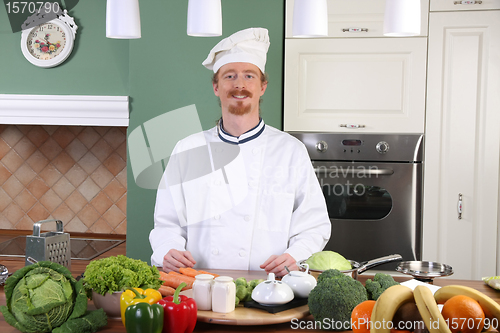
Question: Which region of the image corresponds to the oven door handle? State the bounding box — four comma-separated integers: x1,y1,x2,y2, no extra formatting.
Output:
313,168,395,176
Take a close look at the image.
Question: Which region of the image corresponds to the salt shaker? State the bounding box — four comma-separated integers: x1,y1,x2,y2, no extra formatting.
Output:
212,276,236,313
192,274,214,311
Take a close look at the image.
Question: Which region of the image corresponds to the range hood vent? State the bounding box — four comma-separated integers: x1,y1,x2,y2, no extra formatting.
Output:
0,94,129,127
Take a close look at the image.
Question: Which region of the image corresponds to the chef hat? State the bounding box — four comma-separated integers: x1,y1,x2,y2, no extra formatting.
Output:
202,27,270,74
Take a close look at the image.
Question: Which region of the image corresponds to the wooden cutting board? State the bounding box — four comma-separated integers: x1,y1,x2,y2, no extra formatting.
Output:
181,289,310,325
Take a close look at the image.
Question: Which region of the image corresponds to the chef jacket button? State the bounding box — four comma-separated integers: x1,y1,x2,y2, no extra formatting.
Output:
252,148,260,155
244,215,251,221
213,214,220,220
249,181,257,188
239,250,246,257
214,180,221,186
212,248,219,255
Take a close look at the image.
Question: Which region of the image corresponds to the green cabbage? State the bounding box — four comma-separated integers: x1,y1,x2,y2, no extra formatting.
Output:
305,251,352,271
0,261,106,333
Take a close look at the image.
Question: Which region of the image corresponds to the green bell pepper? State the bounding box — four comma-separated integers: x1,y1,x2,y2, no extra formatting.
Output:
124,302,164,333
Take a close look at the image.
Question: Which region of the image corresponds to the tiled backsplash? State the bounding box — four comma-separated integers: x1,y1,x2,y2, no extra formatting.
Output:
0,125,127,235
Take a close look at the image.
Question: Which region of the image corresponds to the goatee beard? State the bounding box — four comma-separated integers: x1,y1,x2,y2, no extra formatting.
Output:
227,89,253,115
228,102,252,115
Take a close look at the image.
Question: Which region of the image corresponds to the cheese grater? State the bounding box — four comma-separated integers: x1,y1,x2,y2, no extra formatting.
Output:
25,219,71,269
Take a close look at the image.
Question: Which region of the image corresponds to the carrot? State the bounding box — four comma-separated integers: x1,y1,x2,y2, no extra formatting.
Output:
197,270,220,278
159,271,195,290
159,285,176,297
178,267,201,278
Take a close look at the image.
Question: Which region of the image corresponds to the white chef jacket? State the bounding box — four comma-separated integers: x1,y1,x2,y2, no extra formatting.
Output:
149,119,331,270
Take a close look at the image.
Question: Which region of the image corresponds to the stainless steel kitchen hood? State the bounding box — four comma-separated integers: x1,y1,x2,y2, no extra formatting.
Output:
0,94,129,127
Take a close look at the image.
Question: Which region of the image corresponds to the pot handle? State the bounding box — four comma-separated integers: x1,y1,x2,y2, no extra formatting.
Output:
357,254,403,275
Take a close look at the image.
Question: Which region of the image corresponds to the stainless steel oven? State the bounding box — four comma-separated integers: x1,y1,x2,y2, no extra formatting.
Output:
289,133,424,270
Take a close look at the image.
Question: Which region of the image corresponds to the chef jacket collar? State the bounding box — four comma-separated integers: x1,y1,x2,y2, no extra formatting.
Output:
218,118,265,145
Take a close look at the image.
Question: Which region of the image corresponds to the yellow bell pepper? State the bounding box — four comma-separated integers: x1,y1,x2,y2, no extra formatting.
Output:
120,287,162,326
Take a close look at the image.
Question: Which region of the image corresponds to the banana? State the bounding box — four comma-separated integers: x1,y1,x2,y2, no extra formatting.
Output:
370,285,414,333
434,285,500,320
414,285,452,333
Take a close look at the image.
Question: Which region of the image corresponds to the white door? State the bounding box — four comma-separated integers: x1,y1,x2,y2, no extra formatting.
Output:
284,38,427,133
423,10,500,280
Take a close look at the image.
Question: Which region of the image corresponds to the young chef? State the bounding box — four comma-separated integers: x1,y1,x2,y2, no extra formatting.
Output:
149,27,331,277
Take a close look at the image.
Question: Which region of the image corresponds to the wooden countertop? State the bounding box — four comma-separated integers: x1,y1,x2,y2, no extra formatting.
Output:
1,231,500,332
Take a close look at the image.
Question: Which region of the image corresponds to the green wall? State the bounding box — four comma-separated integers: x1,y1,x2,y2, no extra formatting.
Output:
1,0,285,263
127,0,285,262
0,0,129,95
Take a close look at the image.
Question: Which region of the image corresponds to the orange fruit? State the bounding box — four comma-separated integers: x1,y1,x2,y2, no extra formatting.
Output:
351,300,376,333
441,295,485,333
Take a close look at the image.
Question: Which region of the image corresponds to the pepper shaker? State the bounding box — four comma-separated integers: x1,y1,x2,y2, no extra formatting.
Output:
192,274,214,311
212,276,236,313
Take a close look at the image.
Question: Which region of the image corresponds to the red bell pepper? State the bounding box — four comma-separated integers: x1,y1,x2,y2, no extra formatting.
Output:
158,282,197,333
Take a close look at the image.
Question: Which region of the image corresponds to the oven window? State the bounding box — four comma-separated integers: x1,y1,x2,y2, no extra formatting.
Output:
322,184,392,219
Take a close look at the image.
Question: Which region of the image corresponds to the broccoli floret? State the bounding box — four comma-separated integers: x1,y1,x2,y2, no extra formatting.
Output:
317,268,346,283
365,273,400,300
308,269,368,330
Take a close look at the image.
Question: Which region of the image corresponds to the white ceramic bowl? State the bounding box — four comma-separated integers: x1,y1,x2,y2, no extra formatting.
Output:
92,290,122,318
282,270,317,298
251,273,294,305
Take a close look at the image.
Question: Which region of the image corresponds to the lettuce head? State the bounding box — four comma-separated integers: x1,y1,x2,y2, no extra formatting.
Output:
305,251,352,271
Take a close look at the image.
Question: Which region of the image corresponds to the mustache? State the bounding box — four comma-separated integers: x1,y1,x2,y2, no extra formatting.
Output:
227,89,253,98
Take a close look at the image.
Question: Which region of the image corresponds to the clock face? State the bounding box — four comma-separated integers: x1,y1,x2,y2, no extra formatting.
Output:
26,23,67,61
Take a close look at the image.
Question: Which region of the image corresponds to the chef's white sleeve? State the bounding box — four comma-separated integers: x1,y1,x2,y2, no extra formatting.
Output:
149,168,188,268
284,144,331,262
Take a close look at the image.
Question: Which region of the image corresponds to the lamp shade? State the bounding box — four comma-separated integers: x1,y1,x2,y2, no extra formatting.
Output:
106,0,141,39
383,0,421,37
187,0,222,37
292,0,328,38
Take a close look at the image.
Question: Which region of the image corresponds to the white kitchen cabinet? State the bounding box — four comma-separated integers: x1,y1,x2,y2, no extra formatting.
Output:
285,0,429,38
422,10,500,280
283,37,427,133
430,0,500,11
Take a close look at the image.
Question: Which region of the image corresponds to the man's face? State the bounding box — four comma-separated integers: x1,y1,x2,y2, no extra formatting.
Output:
213,62,268,116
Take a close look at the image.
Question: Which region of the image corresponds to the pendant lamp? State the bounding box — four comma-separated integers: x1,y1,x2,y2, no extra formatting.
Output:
187,0,222,37
106,0,141,39
383,0,421,36
292,0,328,38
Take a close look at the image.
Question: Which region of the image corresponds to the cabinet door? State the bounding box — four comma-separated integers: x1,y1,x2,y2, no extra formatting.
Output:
423,11,500,280
430,0,500,11
285,0,429,38
284,38,427,133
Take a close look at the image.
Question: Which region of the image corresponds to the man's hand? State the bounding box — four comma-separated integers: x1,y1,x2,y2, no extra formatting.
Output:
260,253,297,277
163,249,196,272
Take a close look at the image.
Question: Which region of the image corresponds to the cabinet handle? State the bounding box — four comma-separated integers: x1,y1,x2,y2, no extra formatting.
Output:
454,0,482,4
458,193,463,219
342,28,369,33
340,124,366,129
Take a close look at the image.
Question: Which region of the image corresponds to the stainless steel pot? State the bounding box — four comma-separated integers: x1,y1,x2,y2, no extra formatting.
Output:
298,254,403,280
396,260,453,281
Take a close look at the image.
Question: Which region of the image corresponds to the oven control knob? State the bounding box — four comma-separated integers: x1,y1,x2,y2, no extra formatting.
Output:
376,141,389,154
316,141,328,153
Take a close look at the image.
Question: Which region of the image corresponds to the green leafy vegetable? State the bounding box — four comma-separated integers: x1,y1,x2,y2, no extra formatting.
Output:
82,255,162,298
305,251,352,271
0,261,107,333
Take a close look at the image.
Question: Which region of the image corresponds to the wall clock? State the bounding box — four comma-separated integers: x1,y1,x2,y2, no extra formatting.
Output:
20,10,78,68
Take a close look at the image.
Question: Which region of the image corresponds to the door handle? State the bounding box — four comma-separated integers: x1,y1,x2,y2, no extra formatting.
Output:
458,193,463,219
314,168,394,176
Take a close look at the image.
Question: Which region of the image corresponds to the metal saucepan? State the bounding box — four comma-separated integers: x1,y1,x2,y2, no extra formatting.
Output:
396,260,453,282
298,254,403,280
